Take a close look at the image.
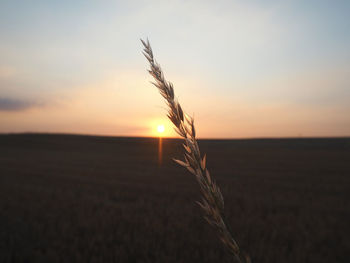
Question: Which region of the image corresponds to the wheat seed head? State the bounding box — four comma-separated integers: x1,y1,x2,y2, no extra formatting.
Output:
141,38,250,263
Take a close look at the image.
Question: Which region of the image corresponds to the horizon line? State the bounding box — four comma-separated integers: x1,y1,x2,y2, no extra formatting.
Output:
1,132,349,140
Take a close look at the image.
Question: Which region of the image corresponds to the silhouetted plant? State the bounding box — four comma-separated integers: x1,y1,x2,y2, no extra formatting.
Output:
141,39,251,263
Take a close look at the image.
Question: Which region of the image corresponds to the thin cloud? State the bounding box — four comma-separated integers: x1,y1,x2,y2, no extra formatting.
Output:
0,97,41,111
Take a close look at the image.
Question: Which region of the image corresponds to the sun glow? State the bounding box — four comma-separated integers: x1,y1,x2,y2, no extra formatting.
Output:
157,124,165,134
147,118,175,138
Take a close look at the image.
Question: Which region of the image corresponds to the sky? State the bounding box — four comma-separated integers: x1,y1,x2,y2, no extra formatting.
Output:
0,0,349,138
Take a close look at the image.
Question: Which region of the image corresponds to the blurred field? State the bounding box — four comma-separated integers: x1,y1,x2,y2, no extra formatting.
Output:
0,134,349,263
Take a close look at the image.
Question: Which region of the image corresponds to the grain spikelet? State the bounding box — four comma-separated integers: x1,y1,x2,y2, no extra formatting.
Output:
141,38,250,263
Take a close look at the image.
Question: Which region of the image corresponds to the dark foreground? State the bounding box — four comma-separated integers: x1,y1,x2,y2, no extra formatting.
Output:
0,134,349,263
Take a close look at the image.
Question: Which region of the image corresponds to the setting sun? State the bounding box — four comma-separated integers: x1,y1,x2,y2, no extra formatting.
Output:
157,124,165,134
148,118,175,137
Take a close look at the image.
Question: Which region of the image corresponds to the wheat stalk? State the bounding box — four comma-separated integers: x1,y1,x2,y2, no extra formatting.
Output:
141,39,250,263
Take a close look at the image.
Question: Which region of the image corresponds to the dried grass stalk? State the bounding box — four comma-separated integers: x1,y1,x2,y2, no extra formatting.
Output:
141,39,251,263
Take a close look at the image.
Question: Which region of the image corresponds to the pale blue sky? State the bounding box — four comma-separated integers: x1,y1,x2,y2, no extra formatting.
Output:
0,0,349,137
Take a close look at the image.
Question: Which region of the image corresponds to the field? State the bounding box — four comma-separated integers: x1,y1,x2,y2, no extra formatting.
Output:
0,134,349,263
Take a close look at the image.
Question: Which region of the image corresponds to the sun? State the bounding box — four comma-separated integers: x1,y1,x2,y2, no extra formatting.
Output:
157,124,165,134
148,119,174,137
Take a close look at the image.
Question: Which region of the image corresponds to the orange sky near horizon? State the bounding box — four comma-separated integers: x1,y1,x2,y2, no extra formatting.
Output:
1,66,350,138
1,73,349,139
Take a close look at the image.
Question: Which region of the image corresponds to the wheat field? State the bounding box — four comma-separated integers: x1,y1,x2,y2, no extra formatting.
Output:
1,134,349,262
